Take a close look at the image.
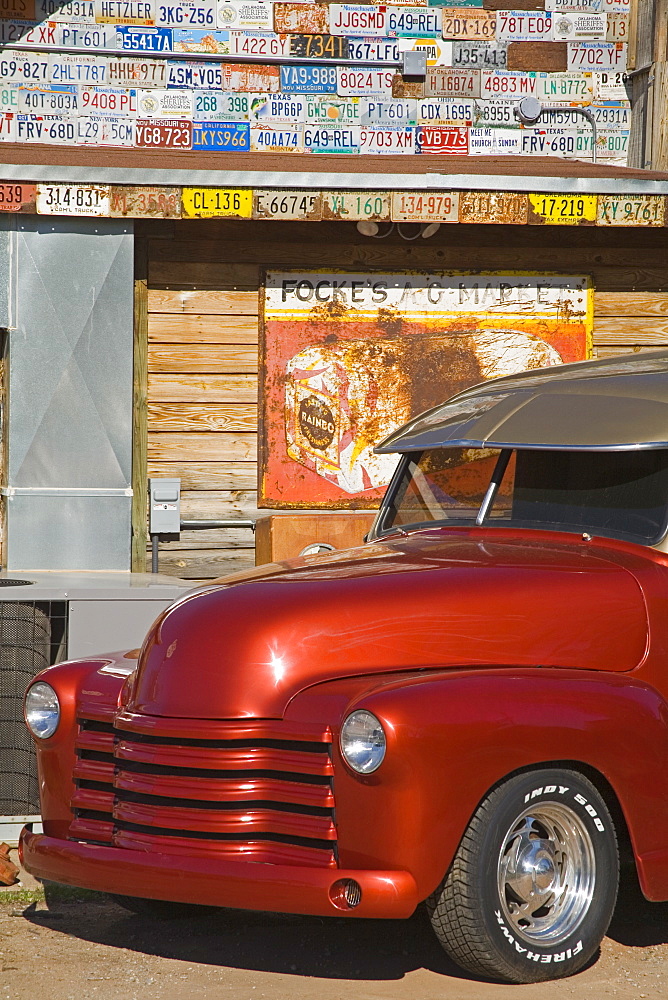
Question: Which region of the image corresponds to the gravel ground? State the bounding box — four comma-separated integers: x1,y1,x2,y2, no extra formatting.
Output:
1,853,668,1000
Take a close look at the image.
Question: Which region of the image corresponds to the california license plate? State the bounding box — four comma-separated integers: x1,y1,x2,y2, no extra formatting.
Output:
36,183,111,215
167,59,222,88
417,123,469,152
49,53,109,84
135,117,192,147
253,189,321,220
115,25,172,50
391,191,459,221
192,120,250,149
18,84,79,113
181,185,253,217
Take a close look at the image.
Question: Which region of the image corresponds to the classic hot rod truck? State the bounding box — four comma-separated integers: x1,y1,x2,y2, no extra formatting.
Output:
20,350,668,984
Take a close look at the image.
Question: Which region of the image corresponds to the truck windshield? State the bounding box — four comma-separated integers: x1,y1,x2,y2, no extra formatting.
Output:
377,446,668,545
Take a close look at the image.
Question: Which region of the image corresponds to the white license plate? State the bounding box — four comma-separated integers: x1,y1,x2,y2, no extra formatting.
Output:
36,183,111,216
551,11,606,38
346,38,400,61
469,127,521,154
217,0,273,30
305,95,360,126
56,22,117,47
249,93,306,123
336,67,394,96
303,124,360,152
107,57,166,86
426,68,480,97
193,90,249,118
0,83,18,113
452,42,507,68
35,0,95,18
606,12,628,40
16,114,77,143
0,21,56,45
0,114,15,141
386,6,441,37
418,98,474,124
520,127,578,156
568,41,627,70
546,0,601,8
472,98,518,127
442,11,496,40
480,69,536,97
228,30,290,57
592,128,629,156
597,195,664,226
593,70,628,99
0,51,50,84
137,87,193,115
166,59,222,88
94,0,154,22
496,11,553,41
155,0,215,26
360,125,416,152
536,71,592,101
250,124,304,152
253,190,321,220
321,190,391,221
78,115,135,144
391,191,459,222
589,101,630,126
49,53,109,84
80,85,138,115
18,84,79,113
360,98,417,125
329,5,389,37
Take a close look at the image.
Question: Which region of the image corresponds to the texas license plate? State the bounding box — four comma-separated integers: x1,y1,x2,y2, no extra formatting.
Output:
520,127,577,155
249,93,306,123
16,114,77,143
155,0,216,26
134,117,192,147
0,51,50,83
0,181,36,211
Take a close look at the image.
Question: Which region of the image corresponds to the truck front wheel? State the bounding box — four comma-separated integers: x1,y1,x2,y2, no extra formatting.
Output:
427,768,619,983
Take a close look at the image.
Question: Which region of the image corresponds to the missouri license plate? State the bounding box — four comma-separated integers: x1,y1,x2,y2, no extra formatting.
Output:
135,117,192,146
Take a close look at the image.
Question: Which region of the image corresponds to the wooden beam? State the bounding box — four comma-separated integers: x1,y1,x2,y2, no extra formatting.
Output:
594,292,668,315
147,463,258,490
148,373,258,402
148,345,258,374
148,432,257,462
593,317,668,344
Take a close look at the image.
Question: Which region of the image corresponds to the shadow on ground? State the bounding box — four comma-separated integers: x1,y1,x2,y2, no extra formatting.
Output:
609,876,668,948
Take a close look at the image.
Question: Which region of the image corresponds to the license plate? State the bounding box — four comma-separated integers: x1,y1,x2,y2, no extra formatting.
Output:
546,0,601,8
107,56,166,86
220,63,280,91
601,0,628,9
0,181,35,211
181,186,252,217
480,69,536,96
0,20,55,44
597,195,665,226
253,189,322,220
137,87,192,114
94,0,154,23
391,191,459,221
0,83,17,112
593,69,628,99
192,119,249,148
321,189,391,220
568,41,626,70
250,123,304,151
417,123,468,152
459,190,528,223
18,84,79,113
419,97,473,124
35,0,94,17
0,0,35,16
155,0,215,26
289,34,348,58
398,37,453,67
471,98,518,127
496,11,553,41
337,67,394,95
0,51,50,82
173,27,228,51
116,25,172,50
469,127,520,153
0,112,14,139
305,95,360,125
167,60,222,88
425,67,480,97
386,6,441,36
36,183,111,215
56,21,117,46
135,117,192,147
536,70,592,101
16,114,77,142
528,193,597,224
346,37,399,61
452,41,507,68
329,5,388,37
520,127,577,156
110,184,181,217
49,53,108,84
360,98,416,125
193,90,248,117
281,64,337,93
590,101,629,126
591,127,628,157
304,124,359,152
606,12,628,40
217,0,272,30
229,30,290,56
360,125,415,152
551,11,606,39
78,115,135,144
249,94,305,123
442,11,496,39
273,3,329,33
80,85,138,114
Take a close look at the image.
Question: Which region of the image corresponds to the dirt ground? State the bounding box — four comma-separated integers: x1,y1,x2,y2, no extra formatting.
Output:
2,853,668,1000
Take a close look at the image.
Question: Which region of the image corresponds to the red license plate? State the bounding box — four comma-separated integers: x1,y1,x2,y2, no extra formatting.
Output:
417,125,469,154
134,118,192,148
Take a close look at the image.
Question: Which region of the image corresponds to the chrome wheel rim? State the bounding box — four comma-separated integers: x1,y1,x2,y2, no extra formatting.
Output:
497,802,596,946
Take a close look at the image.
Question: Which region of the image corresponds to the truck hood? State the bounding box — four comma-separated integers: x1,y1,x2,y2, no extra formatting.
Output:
128,529,649,719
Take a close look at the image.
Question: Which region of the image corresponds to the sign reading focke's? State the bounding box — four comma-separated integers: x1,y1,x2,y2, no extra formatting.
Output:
260,270,593,508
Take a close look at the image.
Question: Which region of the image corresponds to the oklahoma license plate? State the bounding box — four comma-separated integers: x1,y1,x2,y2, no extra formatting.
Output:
181,185,253,217
36,183,111,215
425,68,480,97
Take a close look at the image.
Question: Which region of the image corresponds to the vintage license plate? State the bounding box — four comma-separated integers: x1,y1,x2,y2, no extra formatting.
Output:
111,184,181,216
229,30,289,56
606,11,627,40
94,0,154,23
551,11,606,39
0,0,35,17
0,51,50,83
181,185,252,216
528,192,597,224
386,6,441,36
0,181,36,211
536,70,592,101
397,37,453,66
480,68,536,96
347,37,400,62
469,126,520,153
321,189,391,220
0,82,18,112
442,10,496,39
220,63,280,91
18,83,79,112
193,119,249,148
80,84,138,114
391,190,459,220
56,21,117,47
173,27,228,50
0,20,55,44
155,0,215,26
597,195,664,226
135,116,192,146
601,0,628,9
360,125,416,152
50,53,108,84
253,189,321,220
167,59,222,88
592,127,628,157
250,123,304,151
36,182,111,215
417,122,468,152
0,113,15,139
546,0,601,8
305,95,360,125
303,124,359,152
337,68,394,96
217,0,272,29
459,190,528,223
589,101,629,126
329,5,387,36
452,41,507,68
568,41,626,70
360,98,416,125
418,97,473,124
289,34,348,59
137,87,192,114
107,56,166,86
593,69,628,99
116,25,172,49
471,98,517,127
281,64,337,93
425,67,480,97
496,11,553,41
78,115,135,144
520,127,577,156
249,93,306,123
36,0,95,18
273,3,329,33
194,89,248,117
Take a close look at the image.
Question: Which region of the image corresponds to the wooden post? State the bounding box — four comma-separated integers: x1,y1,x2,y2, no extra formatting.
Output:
131,239,149,573
650,0,668,169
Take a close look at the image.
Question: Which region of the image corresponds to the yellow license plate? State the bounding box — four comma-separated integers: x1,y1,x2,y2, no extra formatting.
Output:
181,187,252,219
529,193,597,225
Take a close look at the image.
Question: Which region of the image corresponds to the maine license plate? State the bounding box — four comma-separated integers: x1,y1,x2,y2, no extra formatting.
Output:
110,184,181,216
134,117,192,146
56,22,117,47
107,56,166,86
303,124,358,152
360,98,417,125
321,189,391,220
16,114,77,142
528,192,597,224
167,59,222,88
418,97,474,124
453,41,507,68
346,37,400,62
181,185,252,217
597,195,665,226
155,0,215,26
536,70,592,101
94,0,154,23
18,84,79,113
480,68,536,96
289,34,348,59
386,6,441,36
80,85,138,114
249,93,306,123
417,123,469,152
360,125,416,152
194,90,248,117
336,67,394,96
0,181,36,211
115,25,172,49
78,115,135,144
253,189,321,220
568,41,626,70
49,53,109,84
192,119,249,149
471,98,517,126
0,51,50,82
36,182,111,216
496,11,553,41
250,124,304,151
442,11,496,39
391,190,459,221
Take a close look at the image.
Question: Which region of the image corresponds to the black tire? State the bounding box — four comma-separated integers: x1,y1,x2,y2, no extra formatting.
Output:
427,769,619,984
109,894,219,919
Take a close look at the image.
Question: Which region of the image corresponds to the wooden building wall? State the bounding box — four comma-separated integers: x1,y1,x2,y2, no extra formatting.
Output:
138,218,668,580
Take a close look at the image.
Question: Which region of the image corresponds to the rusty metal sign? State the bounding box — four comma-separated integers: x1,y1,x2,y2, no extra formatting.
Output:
596,195,665,226
528,193,597,225
36,183,111,216
289,34,349,59
274,3,329,33
220,61,280,91
425,67,481,97
0,181,36,212
110,185,181,217
441,10,496,40
391,191,459,222
321,190,391,221
459,191,528,224
253,190,322,220
0,0,35,17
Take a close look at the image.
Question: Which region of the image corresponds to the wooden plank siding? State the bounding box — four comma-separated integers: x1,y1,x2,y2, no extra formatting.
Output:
144,219,668,581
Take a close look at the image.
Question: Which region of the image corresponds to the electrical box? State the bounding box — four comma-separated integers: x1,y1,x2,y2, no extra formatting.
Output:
149,477,181,536
402,50,427,76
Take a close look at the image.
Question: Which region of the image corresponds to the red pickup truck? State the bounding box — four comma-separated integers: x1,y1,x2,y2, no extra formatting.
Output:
21,351,668,984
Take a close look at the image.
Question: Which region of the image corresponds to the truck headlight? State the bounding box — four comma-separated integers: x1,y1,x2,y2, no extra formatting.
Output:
340,710,386,774
24,682,60,739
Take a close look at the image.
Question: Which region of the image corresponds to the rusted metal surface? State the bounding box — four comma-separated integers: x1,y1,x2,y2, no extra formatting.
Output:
253,189,322,220
289,34,349,59
596,194,666,226
220,61,281,91
0,181,36,211
527,192,597,225
606,12,629,42
391,73,425,99
507,40,568,71
459,191,529,224
110,184,181,217
391,190,459,221
273,3,330,34
321,189,391,220
0,844,19,886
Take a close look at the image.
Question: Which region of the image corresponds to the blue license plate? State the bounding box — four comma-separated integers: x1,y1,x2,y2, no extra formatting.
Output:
192,120,250,150
280,65,337,94
116,26,173,51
